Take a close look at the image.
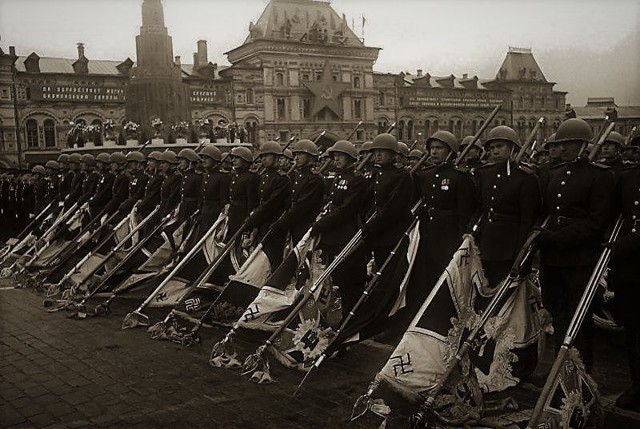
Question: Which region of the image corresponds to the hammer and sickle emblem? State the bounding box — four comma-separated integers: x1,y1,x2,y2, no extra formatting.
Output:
321,85,333,100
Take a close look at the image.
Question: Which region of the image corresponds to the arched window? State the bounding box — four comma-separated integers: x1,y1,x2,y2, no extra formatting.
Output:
245,121,258,144
92,119,103,146
424,120,432,139
26,119,38,148
398,120,405,141
407,120,414,141
276,73,284,87
43,119,56,147
354,76,361,89
471,120,478,135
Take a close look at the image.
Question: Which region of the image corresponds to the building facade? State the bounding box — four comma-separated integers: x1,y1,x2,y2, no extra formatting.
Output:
1,0,574,167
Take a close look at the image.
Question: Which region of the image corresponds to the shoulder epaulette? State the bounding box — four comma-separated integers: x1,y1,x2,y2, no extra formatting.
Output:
518,163,536,174
590,161,610,169
550,161,568,170
479,162,495,169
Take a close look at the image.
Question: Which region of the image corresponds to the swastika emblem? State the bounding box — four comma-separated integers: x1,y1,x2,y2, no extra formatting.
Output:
243,305,260,322
390,353,413,377
155,291,168,302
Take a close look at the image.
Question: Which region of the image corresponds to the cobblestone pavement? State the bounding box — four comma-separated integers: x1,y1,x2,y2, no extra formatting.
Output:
1,279,639,429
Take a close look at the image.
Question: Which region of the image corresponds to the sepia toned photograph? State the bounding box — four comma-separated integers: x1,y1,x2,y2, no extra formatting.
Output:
0,0,639,427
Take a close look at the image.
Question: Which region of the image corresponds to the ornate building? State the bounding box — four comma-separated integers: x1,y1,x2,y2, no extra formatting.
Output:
1,0,573,167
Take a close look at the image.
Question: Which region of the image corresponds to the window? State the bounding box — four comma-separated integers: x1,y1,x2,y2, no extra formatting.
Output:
398,120,405,141
315,72,322,81
424,120,432,138
279,131,289,142
302,74,310,82
43,119,56,147
26,119,38,148
353,99,362,119
276,73,284,87
356,130,364,141
332,75,338,82
303,98,311,119
379,91,385,106
247,88,254,104
407,120,414,141
276,97,286,119
354,76,361,88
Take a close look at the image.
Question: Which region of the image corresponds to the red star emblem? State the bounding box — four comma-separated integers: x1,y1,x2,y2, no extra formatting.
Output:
303,61,350,119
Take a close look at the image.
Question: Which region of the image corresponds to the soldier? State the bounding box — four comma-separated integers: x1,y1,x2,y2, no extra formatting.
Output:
88,153,115,217
31,165,48,216
175,148,203,229
197,145,230,236
271,139,325,244
226,147,259,237
310,140,368,318
412,131,477,307
609,160,640,410
102,152,130,217
599,131,628,180
622,134,640,164
117,151,148,216
363,133,414,268
44,160,60,209
136,151,164,222
156,151,182,218
396,141,410,169
65,153,85,209
244,141,291,266
535,118,615,373
76,154,100,208
408,148,425,171
56,153,74,205
476,125,541,287
279,148,294,175
458,135,483,175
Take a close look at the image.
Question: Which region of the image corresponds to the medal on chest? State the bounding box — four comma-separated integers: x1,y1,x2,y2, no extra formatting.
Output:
441,178,450,191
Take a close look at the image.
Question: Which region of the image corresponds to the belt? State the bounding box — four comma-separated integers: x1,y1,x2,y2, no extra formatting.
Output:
425,208,457,218
487,212,519,223
182,197,198,202
552,215,583,226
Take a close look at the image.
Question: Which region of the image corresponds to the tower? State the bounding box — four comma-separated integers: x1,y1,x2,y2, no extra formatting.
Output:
125,0,190,137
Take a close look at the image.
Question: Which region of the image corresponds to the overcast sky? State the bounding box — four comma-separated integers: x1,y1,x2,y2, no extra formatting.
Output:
1,0,639,105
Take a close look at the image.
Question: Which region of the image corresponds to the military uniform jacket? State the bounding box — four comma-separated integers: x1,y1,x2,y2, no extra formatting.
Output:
200,169,230,222
77,171,100,206
158,172,181,217
363,164,414,247
178,168,202,223
539,158,614,267
277,165,325,241
88,171,115,215
610,165,640,281
246,166,291,233
227,168,259,234
46,176,60,205
33,178,49,214
477,160,541,261
417,163,478,259
65,171,86,208
118,170,149,214
314,167,367,248
103,172,131,215
58,171,74,203
137,173,163,219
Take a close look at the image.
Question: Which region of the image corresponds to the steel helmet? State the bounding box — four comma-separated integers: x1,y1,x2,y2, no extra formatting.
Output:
370,133,399,153
32,165,46,175
604,131,625,149
359,141,373,154
259,141,282,156
543,133,557,150
282,149,293,160
177,148,201,162
408,149,424,159
200,145,222,161
397,142,410,157
57,154,70,163
109,152,127,164
147,151,163,161
230,146,253,162
45,160,60,170
554,118,593,144
484,126,520,149
159,151,178,164
80,154,95,165
328,140,358,160
96,153,111,164
126,151,146,163
292,139,320,156
68,153,82,164
427,130,460,152
460,135,482,151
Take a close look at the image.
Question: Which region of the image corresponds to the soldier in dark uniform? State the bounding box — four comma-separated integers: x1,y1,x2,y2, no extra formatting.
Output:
609,161,640,410
44,160,61,210
76,154,100,208
396,142,410,169
411,130,477,311
535,118,615,372
56,153,74,206
157,151,182,219
244,141,291,267
88,153,115,218
272,139,325,244
363,132,414,268
31,165,49,216
278,148,294,176
135,151,163,220
476,125,541,287
196,145,230,237
102,152,130,217
175,148,203,231
458,135,483,176
65,153,85,209
599,131,628,181
408,148,425,171
226,147,259,237
117,151,148,216
310,140,368,318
